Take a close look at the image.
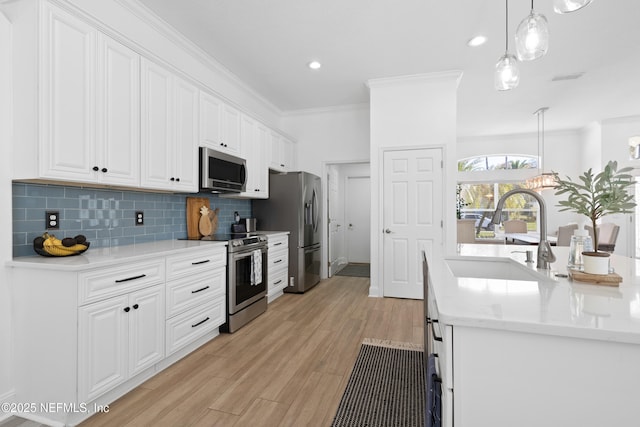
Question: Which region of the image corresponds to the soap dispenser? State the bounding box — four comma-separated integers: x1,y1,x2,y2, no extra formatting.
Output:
568,227,593,271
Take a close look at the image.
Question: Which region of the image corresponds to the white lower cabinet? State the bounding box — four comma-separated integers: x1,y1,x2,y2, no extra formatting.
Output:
78,284,164,402
9,244,227,426
266,233,289,302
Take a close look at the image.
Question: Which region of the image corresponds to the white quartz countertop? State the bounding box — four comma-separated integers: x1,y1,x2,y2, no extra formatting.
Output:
7,240,228,271
429,244,640,344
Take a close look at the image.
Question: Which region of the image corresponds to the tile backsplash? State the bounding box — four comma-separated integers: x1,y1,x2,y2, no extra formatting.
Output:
12,183,251,257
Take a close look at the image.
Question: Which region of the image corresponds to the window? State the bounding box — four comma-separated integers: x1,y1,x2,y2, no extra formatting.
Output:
458,155,540,237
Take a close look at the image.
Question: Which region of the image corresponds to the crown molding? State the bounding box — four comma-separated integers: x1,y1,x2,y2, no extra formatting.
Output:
113,0,283,118
366,70,464,90
282,102,370,117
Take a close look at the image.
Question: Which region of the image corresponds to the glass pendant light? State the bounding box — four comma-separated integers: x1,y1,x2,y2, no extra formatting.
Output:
495,0,520,91
553,0,594,14
515,1,549,61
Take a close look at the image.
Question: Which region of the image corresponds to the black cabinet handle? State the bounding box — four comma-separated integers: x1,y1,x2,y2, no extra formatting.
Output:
431,320,443,342
274,279,282,285
192,317,210,328
101,167,107,173
170,177,175,181
123,306,130,313
115,274,146,283
280,164,285,167
191,286,210,294
274,242,283,246
192,259,211,265
92,166,99,171
255,189,259,191
220,143,224,146
274,259,283,264
133,304,139,310
176,178,180,182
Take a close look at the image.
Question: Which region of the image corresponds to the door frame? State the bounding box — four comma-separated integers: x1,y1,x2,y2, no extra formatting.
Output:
374,144,447,299
322,159,370,279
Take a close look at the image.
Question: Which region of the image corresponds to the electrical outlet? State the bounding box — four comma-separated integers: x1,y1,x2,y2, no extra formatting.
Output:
135,211,144,226
45,211,59,230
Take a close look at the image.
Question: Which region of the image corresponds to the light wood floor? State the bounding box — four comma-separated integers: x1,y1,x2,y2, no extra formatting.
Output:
68,276,422,426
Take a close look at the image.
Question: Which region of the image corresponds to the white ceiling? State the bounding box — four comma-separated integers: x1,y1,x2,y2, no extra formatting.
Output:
136,0,640,137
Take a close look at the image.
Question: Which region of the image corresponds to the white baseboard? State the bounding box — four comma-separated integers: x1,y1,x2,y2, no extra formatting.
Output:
0,388,15,423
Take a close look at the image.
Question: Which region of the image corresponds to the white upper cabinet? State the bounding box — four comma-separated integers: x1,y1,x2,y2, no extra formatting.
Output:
30,3,140,186
97,34,140,187
269,131,295,172
140,59,198,192
225,115,268,199
200,91,242,156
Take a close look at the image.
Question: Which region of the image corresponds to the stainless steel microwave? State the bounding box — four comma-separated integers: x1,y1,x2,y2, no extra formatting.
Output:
199,147,247,193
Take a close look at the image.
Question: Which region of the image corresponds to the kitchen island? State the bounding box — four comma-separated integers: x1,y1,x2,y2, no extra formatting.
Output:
427,244,640,427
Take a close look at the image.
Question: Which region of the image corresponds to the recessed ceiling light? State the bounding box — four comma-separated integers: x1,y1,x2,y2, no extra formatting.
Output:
467,35,488,47
308,61,322,70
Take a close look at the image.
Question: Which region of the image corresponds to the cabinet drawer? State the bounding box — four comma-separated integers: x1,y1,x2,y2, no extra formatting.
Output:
166,248,226,280
79,259,165,305
267,234,288,249
166,267,225,318
268,247,288,271
165,298,224,356
268,267,288,293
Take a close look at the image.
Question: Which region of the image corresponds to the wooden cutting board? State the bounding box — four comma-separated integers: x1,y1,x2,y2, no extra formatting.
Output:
186,197,210,238
569,269,622,286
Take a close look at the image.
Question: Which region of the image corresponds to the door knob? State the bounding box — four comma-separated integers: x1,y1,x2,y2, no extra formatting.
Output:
385,228,392,234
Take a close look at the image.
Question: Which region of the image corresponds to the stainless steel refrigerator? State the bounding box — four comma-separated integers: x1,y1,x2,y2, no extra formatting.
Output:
253,172,321,293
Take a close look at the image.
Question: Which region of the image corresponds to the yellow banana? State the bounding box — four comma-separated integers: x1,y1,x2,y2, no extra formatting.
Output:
41,233,87,255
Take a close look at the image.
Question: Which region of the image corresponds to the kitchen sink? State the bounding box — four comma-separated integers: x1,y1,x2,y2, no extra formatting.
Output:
445,257,555,282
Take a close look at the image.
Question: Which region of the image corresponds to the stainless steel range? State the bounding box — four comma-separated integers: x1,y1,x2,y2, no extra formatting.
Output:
182,233,268,333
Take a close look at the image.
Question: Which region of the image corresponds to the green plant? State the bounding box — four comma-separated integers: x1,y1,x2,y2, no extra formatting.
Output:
553,161,636,252
456,184,469,219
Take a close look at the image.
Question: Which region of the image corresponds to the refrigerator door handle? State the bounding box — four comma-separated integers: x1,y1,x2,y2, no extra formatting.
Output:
312,188,319,232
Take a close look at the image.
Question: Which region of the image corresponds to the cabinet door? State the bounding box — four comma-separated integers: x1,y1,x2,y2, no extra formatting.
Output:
128,286,165,377
281,136,295,171
40,4,96,182
240,115,257,194
140,59,173,190
269,131,284,171
221,104,241,155
173,77,199,192
78,295,128,402
97,35,140,187
199,91,223,149
254,124,270,198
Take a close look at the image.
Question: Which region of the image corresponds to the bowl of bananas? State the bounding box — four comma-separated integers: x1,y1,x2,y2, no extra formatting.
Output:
33,233,90,257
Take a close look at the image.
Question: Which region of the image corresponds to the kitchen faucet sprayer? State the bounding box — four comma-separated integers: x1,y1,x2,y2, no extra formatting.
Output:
491,189,556,270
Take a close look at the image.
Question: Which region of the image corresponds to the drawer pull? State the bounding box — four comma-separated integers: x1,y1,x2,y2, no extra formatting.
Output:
273,259,283,264
123,306,130,313
274,242,283,246
274,279,283,285
191,260,211,265
115,274,146,283
191,286,210,294
133,304,139,310
192,317,210,328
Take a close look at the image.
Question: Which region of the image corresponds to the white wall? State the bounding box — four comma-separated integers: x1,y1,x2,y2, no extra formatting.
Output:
0,10,13,408
281,105,370,176
580,122,602,173
369,72,461,297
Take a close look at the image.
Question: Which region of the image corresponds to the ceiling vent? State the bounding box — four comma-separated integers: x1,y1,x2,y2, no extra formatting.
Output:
551,72,584,82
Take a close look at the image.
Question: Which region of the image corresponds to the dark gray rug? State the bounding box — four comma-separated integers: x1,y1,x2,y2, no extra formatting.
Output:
331,339,425,427
335,263,370,278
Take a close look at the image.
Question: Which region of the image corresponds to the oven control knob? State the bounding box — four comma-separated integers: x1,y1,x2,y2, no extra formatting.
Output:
232,240,242,247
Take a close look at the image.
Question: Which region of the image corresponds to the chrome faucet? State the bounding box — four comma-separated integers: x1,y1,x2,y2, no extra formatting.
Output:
491,188,556,269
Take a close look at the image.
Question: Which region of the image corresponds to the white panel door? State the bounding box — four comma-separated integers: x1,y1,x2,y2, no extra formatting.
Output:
40,4,96,182
140,59,173,190
173,77,199,192
383,148,442,299
346,176,371,263
97,35,140,186
78,295,128,402
128,285,165,377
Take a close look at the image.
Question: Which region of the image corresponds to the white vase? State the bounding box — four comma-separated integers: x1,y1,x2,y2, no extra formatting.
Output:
582,252,610,275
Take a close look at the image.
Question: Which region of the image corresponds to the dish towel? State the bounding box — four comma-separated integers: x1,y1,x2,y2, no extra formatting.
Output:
251,249,262,286
426,353,442,427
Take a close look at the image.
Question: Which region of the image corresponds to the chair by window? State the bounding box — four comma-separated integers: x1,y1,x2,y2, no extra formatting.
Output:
586,223,620,253
556,224,579,246
504,219,527,234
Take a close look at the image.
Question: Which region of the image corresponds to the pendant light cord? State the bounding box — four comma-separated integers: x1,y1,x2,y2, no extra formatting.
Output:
505,0,509,52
